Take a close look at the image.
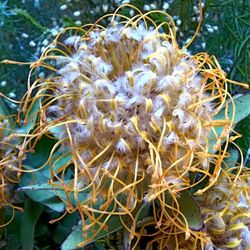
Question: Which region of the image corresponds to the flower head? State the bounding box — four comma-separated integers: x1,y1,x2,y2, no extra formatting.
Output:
20,4,247,248
199,169,250,250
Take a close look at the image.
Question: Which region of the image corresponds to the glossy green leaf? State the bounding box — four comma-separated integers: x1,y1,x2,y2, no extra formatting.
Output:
214,93,250,131
61,202,151,250
20,197,43,250
20,157,65,212
16,95,42,134
25,136,56,170
178,190,203,230
19,135,72,212
23,134,71,178
18,179,96,213
18,181,66,213
192,94,249,192
210,93,250,153
47,119,65,140
39,149,72,179
227,94,250,124
223,147,239,169
165,190,203,230
61,216,123,250
24,190,65,213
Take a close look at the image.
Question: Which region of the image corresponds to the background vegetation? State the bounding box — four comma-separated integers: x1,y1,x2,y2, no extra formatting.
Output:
0,0,249,249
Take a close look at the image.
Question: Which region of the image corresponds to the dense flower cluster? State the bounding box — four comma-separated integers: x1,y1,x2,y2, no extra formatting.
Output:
48,22,214,201
18,4,248,249
145,169,250,250
200,170,250,250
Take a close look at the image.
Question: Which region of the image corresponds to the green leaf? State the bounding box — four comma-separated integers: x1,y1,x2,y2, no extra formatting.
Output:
40,149,72,179
223,147,239,169
214,93,250,128
48,123,65,140
60,190,202,250
18,181,66,213
18,134,91,213
61,216,123,250
18,179,100,213
16,96,41,134
20,197,43,250
237,35,250,57
25,136,57,170
209,93,250,152
19,136,73,212
177,190,203,230
193,96,250,192
20,155,67,213
165,190,203,230
230,94,250,124
61,202,151,250
23,134,72,178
